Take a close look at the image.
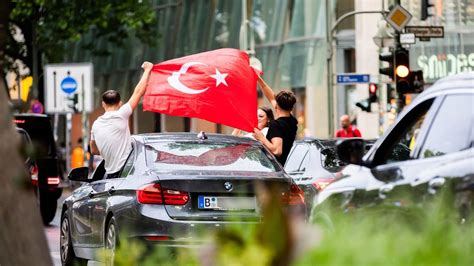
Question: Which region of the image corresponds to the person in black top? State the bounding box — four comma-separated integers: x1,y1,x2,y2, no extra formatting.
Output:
253,75,298,166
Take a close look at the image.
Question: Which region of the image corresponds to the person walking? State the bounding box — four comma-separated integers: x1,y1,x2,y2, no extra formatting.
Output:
90,61,153,178
335,114,362,138
253,75,297,166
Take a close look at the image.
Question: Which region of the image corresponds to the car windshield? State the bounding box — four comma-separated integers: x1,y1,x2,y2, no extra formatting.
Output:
145,142,280,172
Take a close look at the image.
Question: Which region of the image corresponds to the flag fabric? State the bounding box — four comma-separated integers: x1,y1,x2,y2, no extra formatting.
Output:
143,48,258,132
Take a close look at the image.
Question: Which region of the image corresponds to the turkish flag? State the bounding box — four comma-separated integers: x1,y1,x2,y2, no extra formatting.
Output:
143,48,258,132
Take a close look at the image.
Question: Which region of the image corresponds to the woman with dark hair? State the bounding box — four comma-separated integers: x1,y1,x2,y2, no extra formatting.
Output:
232,106,274,138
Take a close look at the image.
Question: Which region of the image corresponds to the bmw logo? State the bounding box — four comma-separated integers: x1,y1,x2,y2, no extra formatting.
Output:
224,181,233,191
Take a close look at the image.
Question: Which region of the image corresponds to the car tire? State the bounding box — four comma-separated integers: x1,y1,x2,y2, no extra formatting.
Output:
39,191,57,225
60,213,87,266
104,217,118,266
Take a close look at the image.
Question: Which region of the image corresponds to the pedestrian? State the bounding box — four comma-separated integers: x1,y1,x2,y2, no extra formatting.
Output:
90,61,153,179
335,114,362,138
71,138,85,169
232,106,274,139
253,75,298,166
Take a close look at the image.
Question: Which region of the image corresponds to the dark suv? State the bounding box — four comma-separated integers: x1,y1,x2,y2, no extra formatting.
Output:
315,72,474,220
14,114,63,224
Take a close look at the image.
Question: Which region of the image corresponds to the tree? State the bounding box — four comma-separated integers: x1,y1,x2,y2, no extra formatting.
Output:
1,0,157,104
0,3,51,263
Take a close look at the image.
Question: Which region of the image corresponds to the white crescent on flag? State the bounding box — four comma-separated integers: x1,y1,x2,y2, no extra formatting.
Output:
167,62,209,94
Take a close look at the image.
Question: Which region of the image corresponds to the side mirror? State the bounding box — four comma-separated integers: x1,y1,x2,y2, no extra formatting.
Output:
68,167,90,182
371,166,402,182
336,139,365,165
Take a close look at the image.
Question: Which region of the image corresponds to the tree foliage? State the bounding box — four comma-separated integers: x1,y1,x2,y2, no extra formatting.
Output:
4,0,157,72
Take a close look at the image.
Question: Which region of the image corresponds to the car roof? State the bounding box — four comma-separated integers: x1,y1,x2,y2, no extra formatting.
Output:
416,71,473,99
133,132,262,145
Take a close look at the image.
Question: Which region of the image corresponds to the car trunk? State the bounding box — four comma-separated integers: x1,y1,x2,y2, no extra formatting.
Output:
157,174,291,221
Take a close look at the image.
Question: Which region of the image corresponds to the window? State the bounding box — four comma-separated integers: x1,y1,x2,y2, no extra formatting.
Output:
146,142,280,172
284,144,309,173
420,94,474,158
372,98,435,165
119,147,136,178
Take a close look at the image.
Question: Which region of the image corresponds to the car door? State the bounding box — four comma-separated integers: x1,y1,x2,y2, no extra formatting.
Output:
361,96,442,205
410,93,474,194
368,93,474,206
70,160,106,248
87,145,136,247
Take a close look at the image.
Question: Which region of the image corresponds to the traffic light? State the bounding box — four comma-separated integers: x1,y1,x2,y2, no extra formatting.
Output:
395,47,410,94
356,83,378,113
67,93,79,113
369,83,378,103
421,0,434,20
379,51,394,80
409,70,424,93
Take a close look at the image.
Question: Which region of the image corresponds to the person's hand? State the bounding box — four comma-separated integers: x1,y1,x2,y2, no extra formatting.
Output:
142,61,153,71
253,128,265,141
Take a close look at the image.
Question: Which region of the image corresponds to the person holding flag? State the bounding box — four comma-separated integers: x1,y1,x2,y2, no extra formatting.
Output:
90,61,153,179
252,75,298,166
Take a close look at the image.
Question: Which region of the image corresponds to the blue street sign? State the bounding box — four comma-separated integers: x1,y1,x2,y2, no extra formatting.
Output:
61,76,77,94
336,74,371,84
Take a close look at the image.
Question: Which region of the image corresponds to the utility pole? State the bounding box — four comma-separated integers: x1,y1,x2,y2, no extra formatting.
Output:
327,7,389,137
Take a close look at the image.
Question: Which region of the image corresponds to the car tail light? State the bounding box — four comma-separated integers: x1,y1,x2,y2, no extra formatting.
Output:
144,235,171,241
163,189,189,205
282,184,305,205
137,183,164,204
137,183,189,205
312,178,334,191
47,176,61,185
30,165,38,186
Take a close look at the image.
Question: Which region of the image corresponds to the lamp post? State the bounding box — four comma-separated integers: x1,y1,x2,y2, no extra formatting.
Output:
326,6,389,137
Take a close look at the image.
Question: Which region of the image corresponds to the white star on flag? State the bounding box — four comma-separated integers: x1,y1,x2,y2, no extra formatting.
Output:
210,69,228,87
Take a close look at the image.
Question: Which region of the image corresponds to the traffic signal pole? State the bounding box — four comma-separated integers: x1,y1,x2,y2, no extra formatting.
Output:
326,6,388,136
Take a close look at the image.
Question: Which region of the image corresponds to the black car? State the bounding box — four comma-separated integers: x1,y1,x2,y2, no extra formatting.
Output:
60,133,306,265
16,127,39,186
315,72,474,220
285,138,376,214
14,114,63,224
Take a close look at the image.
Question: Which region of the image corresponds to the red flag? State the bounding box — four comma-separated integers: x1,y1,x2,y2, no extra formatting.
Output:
143,48,258,132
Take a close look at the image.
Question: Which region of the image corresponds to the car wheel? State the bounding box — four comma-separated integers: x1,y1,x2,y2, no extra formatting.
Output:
39,191,57,225
60,213,87,266
104,217,118,266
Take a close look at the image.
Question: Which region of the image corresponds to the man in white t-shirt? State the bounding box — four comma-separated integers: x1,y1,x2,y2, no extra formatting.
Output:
90,62,153,178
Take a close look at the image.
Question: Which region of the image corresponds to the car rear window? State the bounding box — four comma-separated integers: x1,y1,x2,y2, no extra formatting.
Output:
14,116,57,158
145,142,279,172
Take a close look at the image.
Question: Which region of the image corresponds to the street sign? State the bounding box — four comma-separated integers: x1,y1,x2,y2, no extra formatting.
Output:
61,76,78,94
405,26,444,38
337,74,371,84
44,63,93,113
400,33,416,44
31,100,44,114
385,4,412,32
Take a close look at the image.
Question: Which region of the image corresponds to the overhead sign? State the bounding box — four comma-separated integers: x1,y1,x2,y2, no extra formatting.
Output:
405,26,444,38
44,63,93,113
337,74,370,84
400,33,416,44
385,4,412,32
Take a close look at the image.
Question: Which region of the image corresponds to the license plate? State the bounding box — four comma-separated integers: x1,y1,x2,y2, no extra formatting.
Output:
198,196,256,210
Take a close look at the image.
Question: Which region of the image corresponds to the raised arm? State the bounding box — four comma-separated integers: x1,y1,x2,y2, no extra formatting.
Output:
128,61,154,110
257,75,277,110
